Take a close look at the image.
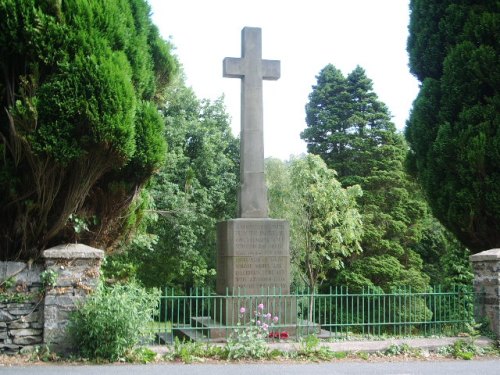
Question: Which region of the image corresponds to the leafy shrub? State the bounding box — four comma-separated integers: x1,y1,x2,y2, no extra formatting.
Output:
68,283,159,361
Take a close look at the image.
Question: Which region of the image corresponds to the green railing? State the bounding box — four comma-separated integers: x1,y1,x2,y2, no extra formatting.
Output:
150,286,479,344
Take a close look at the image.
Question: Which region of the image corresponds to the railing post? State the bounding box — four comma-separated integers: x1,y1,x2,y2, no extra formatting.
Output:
470,249,500,338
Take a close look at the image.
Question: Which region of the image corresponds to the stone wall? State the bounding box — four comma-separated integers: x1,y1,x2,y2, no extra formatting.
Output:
470,248,500,338
0,262,44,354
0,244,104,355
43,245,103,353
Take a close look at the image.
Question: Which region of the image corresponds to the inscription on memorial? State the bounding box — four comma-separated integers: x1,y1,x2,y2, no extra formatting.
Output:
233,256,288,289
216,219,290,293
232,222,287,256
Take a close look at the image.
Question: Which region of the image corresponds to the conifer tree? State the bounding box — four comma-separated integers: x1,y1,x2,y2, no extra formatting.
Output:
302,65,430,291
406,0,499,252
0,0,177,259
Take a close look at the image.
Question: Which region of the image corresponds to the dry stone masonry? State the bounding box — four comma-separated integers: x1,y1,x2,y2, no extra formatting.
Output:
0,262,44,354
470,248,500,337
0,244,103,355
43,244,103,353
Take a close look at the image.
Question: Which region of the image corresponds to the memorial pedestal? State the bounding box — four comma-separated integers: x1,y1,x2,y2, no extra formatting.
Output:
215,218,296,326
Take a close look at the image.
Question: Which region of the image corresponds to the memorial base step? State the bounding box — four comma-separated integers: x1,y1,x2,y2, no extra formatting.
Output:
166,316,327,342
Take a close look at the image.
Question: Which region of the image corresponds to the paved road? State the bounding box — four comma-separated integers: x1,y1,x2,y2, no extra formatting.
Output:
2,360,500,375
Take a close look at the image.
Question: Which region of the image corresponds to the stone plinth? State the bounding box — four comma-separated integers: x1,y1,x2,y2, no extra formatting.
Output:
470,248,500,338
43,244,104,353
216,219,295,325
216,219,290,294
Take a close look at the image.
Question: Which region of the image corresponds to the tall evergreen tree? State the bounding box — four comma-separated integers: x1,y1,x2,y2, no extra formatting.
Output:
406,0,500,253
0,0,177,259
302,65,430,291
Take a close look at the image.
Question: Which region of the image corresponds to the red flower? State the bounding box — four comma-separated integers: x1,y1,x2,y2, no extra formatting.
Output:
268,331,289,339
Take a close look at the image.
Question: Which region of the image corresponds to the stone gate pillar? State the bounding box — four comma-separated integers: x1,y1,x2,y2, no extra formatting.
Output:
43,244,104,353
470,248,500,338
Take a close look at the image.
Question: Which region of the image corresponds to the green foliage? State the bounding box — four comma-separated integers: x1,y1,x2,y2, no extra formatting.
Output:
475,318,497,339
384,343,421,357
40,269,58,291
357,351,369,360
169,338,205,363
414,220,473,287
127,100,168,178
0,291,36,303
226,305,277,360
407,0,457,81
101,255,138,283
125,347,158,363
30,345,58,362
34,52,136,163
0,0,177,259
0,276,15,290
266,155,363,290
302,64,433,292
0,274,38,303
300,334,321,353
226,328,269,360
293,335,345,361
406,0,500,252
163,337,228,363
68,282,159,361
438,339,481,360
113,85,239,289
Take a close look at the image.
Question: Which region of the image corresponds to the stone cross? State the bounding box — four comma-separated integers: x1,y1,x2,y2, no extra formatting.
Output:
223,27,280,218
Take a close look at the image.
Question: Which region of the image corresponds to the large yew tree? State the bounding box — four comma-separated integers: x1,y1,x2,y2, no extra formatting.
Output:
0,0,177,260
405,0,499,253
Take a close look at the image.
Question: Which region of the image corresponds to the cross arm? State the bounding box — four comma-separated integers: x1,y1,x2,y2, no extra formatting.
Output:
262,60,280,80
223,57,244,78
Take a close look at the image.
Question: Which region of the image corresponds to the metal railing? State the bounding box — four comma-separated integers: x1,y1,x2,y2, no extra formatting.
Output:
150,285,478,344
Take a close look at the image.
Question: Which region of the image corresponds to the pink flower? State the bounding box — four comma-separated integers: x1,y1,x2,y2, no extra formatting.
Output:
239,307,246,314
273,316,279,323
262,323,269,331
258,303,264,310
265,313,272,319
256,320,261,326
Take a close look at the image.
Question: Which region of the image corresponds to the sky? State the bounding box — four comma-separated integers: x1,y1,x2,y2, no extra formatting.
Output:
147,0,420,160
